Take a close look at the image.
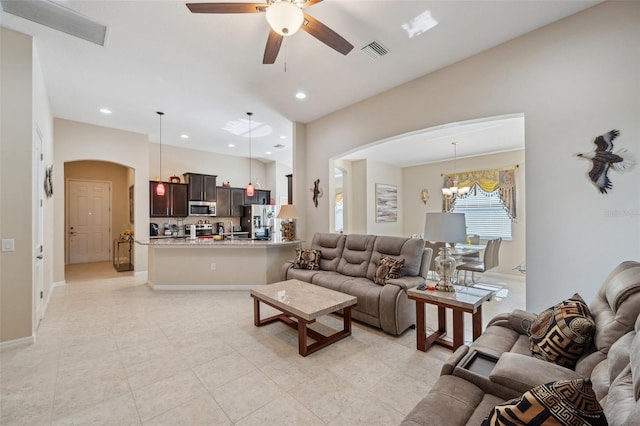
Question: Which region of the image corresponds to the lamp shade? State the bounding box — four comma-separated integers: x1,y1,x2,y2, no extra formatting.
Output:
277,204,299,219
423,212,467,244
266,1,304,36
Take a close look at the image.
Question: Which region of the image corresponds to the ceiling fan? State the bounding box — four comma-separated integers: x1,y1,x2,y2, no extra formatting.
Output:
186,0,354,64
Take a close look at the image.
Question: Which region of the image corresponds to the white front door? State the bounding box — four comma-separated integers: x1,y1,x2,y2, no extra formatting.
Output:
68,179,111,264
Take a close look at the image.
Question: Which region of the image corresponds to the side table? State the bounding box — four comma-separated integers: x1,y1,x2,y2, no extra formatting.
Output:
113,238,134,272
407,284,493,352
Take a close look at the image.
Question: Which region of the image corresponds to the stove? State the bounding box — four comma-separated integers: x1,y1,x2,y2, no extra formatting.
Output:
184,223,213,237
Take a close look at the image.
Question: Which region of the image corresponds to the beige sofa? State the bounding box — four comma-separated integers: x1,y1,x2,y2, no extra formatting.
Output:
281,232,432,335
402,260,640,425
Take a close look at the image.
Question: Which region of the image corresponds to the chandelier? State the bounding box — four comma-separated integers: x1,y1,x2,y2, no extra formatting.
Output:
442,142,470,198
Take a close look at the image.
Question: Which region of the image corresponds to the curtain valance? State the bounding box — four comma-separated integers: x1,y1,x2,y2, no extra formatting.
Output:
442,166,517,220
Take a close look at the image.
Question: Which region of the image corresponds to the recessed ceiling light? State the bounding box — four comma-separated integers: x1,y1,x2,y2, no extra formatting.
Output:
99,108,112,114
180,134,189,139
266,151,272,155
279,135,286,139
295,91,307,100
228,144,235,148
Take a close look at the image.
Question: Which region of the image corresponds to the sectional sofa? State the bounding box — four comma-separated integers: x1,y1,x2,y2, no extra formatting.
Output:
402,260,640,425
281,232,432,335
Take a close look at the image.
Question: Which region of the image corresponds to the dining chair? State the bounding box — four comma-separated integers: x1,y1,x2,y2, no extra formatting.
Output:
457,237,502,284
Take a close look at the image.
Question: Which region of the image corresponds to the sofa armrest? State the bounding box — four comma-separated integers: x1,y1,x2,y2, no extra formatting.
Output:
489,352,582,394
281,261,295,281
387,276,425,290
486,309,537,335
440,345,469,376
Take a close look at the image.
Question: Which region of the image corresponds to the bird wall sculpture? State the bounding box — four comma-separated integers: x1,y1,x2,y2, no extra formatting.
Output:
577,129,635,194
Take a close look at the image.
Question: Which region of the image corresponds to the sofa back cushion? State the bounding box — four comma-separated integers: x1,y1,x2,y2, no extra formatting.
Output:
366,236,424,280
576,261,640,376
337,234,376,278
310,233,346,272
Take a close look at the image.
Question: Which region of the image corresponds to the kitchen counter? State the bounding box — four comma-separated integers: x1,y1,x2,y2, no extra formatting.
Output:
138,239,299,290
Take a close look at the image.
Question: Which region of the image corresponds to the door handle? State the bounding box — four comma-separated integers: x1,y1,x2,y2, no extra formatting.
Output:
36,255,43,260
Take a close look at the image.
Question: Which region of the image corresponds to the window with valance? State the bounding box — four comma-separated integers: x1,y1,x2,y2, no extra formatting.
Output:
442,166,517,221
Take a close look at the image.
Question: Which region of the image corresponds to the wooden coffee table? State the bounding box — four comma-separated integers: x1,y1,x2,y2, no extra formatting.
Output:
250,279,357,357
407,284,494,352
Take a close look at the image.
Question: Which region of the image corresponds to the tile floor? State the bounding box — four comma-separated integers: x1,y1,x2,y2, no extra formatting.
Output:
0,263,525,425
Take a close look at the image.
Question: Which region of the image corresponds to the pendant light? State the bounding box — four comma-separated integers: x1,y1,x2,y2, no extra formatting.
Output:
156,111,166,196
246,112,255,197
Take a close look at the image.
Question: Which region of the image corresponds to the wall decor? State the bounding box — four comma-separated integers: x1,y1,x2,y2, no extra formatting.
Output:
577,129,636,194
129,185,135,224
44,165,53,197
421,188,429,204
310,178,323,208
376,183,397,222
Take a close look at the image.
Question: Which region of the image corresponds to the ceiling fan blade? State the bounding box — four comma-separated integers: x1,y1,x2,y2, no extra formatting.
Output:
186,3,266,14
301,13,353,56
302,0,323,7
263,29,283,64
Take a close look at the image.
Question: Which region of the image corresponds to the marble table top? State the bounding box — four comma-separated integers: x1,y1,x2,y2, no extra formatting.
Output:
251,279,357,321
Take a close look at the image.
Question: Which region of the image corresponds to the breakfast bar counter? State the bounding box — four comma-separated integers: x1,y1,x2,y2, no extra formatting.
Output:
137,239,299,290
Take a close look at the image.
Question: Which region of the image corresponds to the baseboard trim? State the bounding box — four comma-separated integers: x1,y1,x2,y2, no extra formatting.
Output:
147,282,261,291
53,280,66,288
0,335,35,350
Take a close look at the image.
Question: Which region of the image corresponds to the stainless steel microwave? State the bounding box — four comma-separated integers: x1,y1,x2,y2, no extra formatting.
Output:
188,201,216,217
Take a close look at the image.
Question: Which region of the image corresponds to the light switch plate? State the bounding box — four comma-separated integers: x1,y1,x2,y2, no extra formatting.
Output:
2,239,15,252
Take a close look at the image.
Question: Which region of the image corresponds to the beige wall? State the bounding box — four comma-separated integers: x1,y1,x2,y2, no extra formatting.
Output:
1,28,34,342
403,150,526,276
65,161,133,256
299,2,640,312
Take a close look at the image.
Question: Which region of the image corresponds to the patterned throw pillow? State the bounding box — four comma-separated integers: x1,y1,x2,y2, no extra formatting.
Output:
528,293,596,369
293,248,321,270
373,256,405,285
482,378,607,426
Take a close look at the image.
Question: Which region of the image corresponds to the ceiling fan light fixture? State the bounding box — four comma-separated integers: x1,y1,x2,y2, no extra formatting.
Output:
266,1,304,36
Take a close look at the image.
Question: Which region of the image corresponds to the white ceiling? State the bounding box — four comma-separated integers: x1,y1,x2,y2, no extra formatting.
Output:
1,0,600,167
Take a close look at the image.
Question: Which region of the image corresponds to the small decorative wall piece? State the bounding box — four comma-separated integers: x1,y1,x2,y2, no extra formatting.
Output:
44,165,53,197
310,179,323,208
421,188,429,204
577,129,636,194
376,183,397,223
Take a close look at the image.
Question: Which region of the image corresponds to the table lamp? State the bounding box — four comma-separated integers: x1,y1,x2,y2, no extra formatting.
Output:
277,204,298,241
423,212,467,292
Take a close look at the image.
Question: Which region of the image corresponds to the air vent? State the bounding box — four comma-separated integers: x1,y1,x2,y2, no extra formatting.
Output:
0,0,108,46
273,144,285,149
360,40,389,59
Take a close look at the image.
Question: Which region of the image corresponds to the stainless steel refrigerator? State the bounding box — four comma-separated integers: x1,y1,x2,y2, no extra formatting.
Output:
241,204,275,240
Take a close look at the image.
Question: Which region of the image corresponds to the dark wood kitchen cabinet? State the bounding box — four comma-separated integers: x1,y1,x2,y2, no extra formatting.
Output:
183,173,217,201
216,187,247,217
244,189,271,205
149,181,188,217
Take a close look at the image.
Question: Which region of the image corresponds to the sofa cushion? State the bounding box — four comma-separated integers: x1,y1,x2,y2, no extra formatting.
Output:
286,268,321,283
293,248,321,270
528,293,596,370
310,233,346,272
337,234,376,278
367,236,424,280
311,271,353,293
481,379,607,426
340,278,382,319
373,256,404,285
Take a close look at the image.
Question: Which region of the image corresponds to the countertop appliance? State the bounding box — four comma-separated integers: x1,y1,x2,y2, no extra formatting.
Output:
188,200,216,217
215,221,225,235
184,223,213,237
241,204,275,240
150,223,159,237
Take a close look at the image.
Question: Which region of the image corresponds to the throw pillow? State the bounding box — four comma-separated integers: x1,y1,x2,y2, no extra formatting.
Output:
373,256,404,285
482,378,607,426
528,293,596,370
293,248,321,270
